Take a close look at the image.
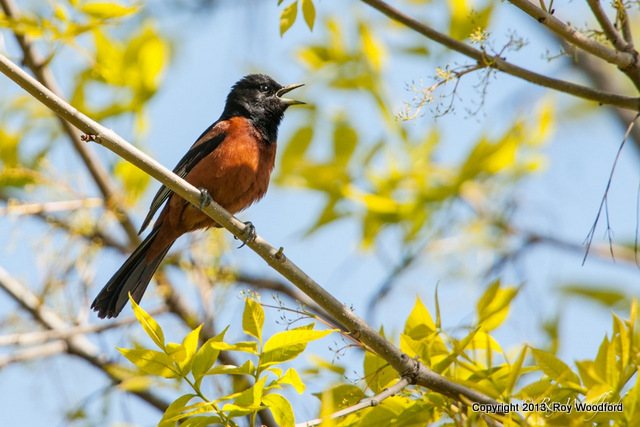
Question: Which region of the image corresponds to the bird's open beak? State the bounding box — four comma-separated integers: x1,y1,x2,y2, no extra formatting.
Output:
277,83,305,105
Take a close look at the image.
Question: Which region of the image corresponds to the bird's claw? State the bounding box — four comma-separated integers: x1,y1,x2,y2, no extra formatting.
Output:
198,187,212,210
236,221,256,248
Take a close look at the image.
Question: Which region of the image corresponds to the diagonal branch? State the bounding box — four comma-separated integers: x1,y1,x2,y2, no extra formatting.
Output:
0,51,503,409
360,0,640,111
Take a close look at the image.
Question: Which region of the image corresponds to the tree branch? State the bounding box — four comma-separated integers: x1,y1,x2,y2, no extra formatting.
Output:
587,0,632,52
0,266,169,411
0,52,502,409
507,0,640,90
360,0,640,111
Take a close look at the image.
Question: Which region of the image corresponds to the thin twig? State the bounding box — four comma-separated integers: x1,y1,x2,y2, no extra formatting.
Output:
615,0,634,45
583,112,640,265
587,0,631,52
360,0,640,110
296,377,411,427
0,50,503,408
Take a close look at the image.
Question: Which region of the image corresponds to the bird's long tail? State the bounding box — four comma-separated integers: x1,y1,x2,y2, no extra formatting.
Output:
91,227,173,319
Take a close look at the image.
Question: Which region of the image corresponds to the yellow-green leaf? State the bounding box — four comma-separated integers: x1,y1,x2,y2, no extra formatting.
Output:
280,1,298,36
205,341,258,354
530,348,581,387
179,324,202,374
243,298,264,343
166,342,186,365
363,351,397,393
129,294,164,349
192,326,227,384
477,281,518,331
117,376,152,392
404,297,436,340
279,368,305,394
261,324,333,368
301,0,315,31
359,23,386,71
159,394,197,427
117,348,178,378
263,393,295,427
231,376,267,413
206,360,256,376
80,2,138,19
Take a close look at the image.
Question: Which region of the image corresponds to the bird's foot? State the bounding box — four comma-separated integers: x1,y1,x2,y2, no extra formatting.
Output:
198,187,212,210
236,221,256,248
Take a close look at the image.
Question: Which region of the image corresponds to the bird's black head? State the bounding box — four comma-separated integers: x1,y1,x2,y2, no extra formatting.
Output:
221,74,304,144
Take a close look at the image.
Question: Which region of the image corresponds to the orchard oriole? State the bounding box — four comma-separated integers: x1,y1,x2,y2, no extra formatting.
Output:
92,74,304,318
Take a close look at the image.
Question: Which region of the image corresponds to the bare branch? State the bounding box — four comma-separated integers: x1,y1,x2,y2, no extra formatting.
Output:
0,266,169,411
360,0,640,111
0,51,502,409
296,377,411,427
0,198,103,216
0,340,67,368
0,308,165,346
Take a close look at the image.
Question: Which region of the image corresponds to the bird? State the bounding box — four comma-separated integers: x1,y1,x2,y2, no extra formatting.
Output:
91,74,304,319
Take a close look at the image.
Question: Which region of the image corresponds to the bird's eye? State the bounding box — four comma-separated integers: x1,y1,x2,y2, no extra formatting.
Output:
260,84,270,93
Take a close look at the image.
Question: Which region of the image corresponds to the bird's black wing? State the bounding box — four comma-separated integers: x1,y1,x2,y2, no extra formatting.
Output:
138,126,227,234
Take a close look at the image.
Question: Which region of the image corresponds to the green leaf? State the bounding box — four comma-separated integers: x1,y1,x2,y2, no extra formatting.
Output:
243,298,264,343
278,368,305,394
263,393,295,427
117,348,179,378
301,0,315,31
129,294,164,350
530,348,581,387
279,1,298,36
192,326,227,386
261,324,333,368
